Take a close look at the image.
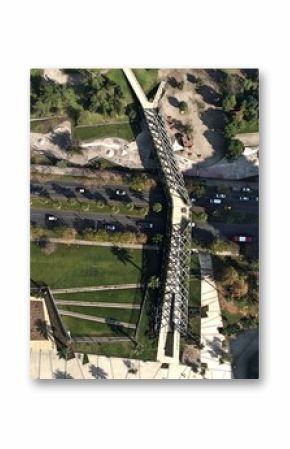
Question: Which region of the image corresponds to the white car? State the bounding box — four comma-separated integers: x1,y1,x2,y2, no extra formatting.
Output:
104,224,117,231
216,193,226,199
239,196,250,201
241,186,251,192
48,215,57,221
115,189,127,196
210,198,222,204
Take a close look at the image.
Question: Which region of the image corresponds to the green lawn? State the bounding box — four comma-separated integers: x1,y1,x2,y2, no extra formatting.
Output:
74,122,135,142
133,69,159,98
31,243,143,288
61,316,134,338
106,69,135,105
59,305,140,324
55,288,143,304
189,279,201,307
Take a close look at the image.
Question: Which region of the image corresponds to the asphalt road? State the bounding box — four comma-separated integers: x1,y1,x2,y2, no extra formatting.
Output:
194,222,259,240
31,209,165,234
30,180,164,205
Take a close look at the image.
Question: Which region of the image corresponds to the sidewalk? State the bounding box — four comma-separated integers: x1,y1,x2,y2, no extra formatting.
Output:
198,251,232,379
31,237,159,251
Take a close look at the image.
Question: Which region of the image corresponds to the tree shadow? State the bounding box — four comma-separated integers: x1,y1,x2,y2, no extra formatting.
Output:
111,245,141,271
54,369,74,379
187,73,197,84
205,69,227,84
73,217,96,233
49,130,71,149
35,318,54,341
168,96,180,108
89,364,108,379
201,109,227,130
51,182,76,198
197,85,222,106
30,184,50,198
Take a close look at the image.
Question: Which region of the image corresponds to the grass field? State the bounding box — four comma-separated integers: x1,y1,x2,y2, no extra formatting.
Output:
133,69,159,98
59,305,140,324
61,316,134,338
55,288,143,304
74,122,135,142
31,242,144,288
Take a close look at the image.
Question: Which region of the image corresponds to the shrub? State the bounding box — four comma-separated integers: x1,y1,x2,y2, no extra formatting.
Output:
226,139,244,160
152,202,162,213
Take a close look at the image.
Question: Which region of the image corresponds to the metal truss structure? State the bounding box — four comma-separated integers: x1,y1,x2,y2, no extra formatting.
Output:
144,107,191,337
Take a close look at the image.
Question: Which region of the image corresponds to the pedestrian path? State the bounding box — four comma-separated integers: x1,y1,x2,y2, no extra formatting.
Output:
52,283,142,294
198,251,232,379
55,300,140,309
58,309,136,329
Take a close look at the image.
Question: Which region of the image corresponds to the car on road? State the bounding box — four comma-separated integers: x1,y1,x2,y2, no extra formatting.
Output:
215,193,226,199
233,235,253,243
239,196,250,201
46,214,57,222
210,198,222,204
75,187,87,194
115,189,127,196
137,221,154,230
241,186,251,192
104,223,117,231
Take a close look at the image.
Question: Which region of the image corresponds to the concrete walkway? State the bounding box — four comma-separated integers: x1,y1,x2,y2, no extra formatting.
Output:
52,283,142,294
58,309,136,329
55,300,140,309
30,348,204,380
31,237,159,251
198,251,232,379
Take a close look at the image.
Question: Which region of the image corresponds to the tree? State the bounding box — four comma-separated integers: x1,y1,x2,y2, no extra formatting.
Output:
128,175,146,192
179,101,188,113
152,202,163,213
177,80,184,90
216,265,239,286
192,182,206,198
223,94,237,112
182,122,193,135
96,200,105,209
227,139,244,160
110,204,120,215
148,276,160,289
152,233,163,244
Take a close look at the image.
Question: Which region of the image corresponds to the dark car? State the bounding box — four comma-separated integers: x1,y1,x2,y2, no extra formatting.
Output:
137,221,154,230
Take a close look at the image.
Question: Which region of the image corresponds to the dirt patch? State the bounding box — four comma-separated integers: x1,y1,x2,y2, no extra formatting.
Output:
158,69,226,168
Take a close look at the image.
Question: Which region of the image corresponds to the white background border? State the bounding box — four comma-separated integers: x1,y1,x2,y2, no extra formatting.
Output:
0,0,288,447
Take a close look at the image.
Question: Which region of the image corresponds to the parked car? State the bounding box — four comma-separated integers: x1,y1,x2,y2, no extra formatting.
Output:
215,193,226,199
104,223,117,231
115,189,127,196
75,187,87,194
241,186,251,192
233,235,253,243
239,196,250,201
256,196,259,202
137,221,154,229
210,198,222,204
190,196,197,203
